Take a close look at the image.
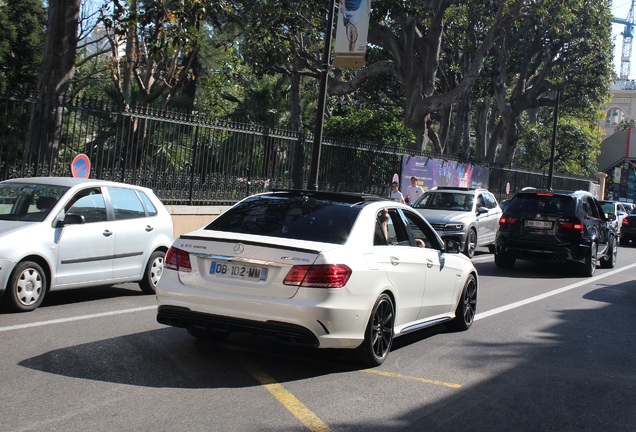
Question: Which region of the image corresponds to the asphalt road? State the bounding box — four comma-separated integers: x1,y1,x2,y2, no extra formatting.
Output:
1,247,635,432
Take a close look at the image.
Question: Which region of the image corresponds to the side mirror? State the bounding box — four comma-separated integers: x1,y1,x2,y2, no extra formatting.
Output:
444,238,462,254
606,213,616,222
476,206,488,214
56,213,85,227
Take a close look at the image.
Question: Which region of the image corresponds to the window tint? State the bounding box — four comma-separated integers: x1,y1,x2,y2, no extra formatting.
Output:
401,210,442,249
66,188,107,223
483,193,498,209
138,191,158,216
207,194,361,245
108,187,146,220
507,194,575,215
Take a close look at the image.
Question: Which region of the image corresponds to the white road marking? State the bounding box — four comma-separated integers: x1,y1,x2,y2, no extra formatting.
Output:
475,262,636,321
0,305,157,332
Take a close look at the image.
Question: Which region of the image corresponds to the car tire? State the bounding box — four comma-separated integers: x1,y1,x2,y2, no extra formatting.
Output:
464,229,477,258
2,261,47,312
580,242,597,277
600,237,617,269
139,250,165,294
354,293,394,367
487,244,496,254
494,252,515,268
619,236,629,246
448,274,477,331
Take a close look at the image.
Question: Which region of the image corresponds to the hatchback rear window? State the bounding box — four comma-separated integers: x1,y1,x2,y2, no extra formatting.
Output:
206,194,361,244
506,194,575,215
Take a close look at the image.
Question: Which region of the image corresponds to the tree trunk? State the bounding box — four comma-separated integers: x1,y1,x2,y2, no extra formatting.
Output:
289,67,304,189
24,0,80,167
475,100,490,162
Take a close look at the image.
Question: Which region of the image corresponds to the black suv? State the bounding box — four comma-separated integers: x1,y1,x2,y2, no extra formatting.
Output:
494,189,617,276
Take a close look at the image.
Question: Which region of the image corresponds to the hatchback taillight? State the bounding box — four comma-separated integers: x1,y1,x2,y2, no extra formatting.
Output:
165,246,192,272
623,218,630,226
283,264,352,288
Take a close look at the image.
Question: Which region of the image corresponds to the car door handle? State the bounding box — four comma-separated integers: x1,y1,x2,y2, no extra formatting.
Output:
390,256,400,266
103,230,113,237
145,225,154,232
426,259,434,268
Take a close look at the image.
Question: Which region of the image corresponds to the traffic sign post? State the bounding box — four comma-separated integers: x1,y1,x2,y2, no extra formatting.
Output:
71,154,91,179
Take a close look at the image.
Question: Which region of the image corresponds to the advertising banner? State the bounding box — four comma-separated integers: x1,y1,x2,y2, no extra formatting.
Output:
333,0,371,68
400,155,489,196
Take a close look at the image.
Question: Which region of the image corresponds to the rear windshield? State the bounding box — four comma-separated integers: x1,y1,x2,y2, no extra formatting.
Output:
506,194,576,215
206,194,362,244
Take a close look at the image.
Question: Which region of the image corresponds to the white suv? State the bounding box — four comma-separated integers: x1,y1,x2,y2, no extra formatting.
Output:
412,187,502,257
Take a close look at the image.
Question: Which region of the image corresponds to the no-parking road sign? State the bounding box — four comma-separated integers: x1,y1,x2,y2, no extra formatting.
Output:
71,154,91,178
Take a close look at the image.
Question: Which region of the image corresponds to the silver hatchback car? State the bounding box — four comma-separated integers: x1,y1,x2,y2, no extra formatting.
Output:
0,177,174,312
412,187,502,257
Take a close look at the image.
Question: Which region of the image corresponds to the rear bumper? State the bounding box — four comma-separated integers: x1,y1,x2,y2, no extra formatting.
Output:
158,306,319,347
155,271,373,349
496,240,588,264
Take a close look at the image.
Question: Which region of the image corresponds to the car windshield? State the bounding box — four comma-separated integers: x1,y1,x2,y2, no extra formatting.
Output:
0,182,69,222
506,194,575,215
413,192,473,212
206,193,362,244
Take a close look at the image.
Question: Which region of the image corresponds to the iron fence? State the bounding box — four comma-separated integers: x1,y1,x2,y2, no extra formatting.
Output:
0,93,595,204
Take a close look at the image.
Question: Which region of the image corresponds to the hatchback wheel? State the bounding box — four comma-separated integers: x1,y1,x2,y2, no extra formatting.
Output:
448,274,477,331
600,237,617,269
2,261,47,312
619,236,629,246
580,242,597,277
464,229,477,258
139,250,165,294
355,294,394,367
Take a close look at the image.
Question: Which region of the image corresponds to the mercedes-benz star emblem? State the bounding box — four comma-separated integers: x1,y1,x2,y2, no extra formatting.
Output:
233,243,245,254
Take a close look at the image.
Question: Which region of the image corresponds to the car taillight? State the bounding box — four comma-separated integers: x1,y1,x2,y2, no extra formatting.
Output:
165,246,192,272
499,217,518,226
283,264,352,288
623,218,630,226
559,220,584,233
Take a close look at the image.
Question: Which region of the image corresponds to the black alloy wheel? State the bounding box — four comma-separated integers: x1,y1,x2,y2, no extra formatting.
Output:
355,294,395,367
448,274,477,331
464,229,477,258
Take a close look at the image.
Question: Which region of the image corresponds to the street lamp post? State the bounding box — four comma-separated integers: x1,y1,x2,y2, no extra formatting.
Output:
308,0,337,191
547,90,561,191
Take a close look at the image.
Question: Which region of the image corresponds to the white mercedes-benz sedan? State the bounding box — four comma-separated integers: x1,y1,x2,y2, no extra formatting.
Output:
156,190,478,367
0,177,174,312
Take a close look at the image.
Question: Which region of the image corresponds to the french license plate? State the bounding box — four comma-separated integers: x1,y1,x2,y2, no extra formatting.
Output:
525,220,552,229
210,261,268,281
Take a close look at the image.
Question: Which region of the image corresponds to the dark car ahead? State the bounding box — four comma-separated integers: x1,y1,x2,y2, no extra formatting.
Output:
620,206,636,246
494,189,617,276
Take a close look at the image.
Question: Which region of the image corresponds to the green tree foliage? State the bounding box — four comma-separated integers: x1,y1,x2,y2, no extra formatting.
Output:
0,0,46,93
616,118,636,131
485,0,613,166
515,111,601,177
324,109,414,149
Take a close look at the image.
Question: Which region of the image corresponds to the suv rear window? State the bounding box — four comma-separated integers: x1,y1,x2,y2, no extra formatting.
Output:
206,194,361,244
506,194,576,215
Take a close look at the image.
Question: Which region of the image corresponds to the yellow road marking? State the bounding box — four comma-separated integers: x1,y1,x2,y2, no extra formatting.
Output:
240,359,331,432
362,369,462,389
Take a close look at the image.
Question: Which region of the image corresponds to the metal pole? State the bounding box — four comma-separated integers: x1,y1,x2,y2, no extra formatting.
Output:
547,90,561,191
308,0,337,191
